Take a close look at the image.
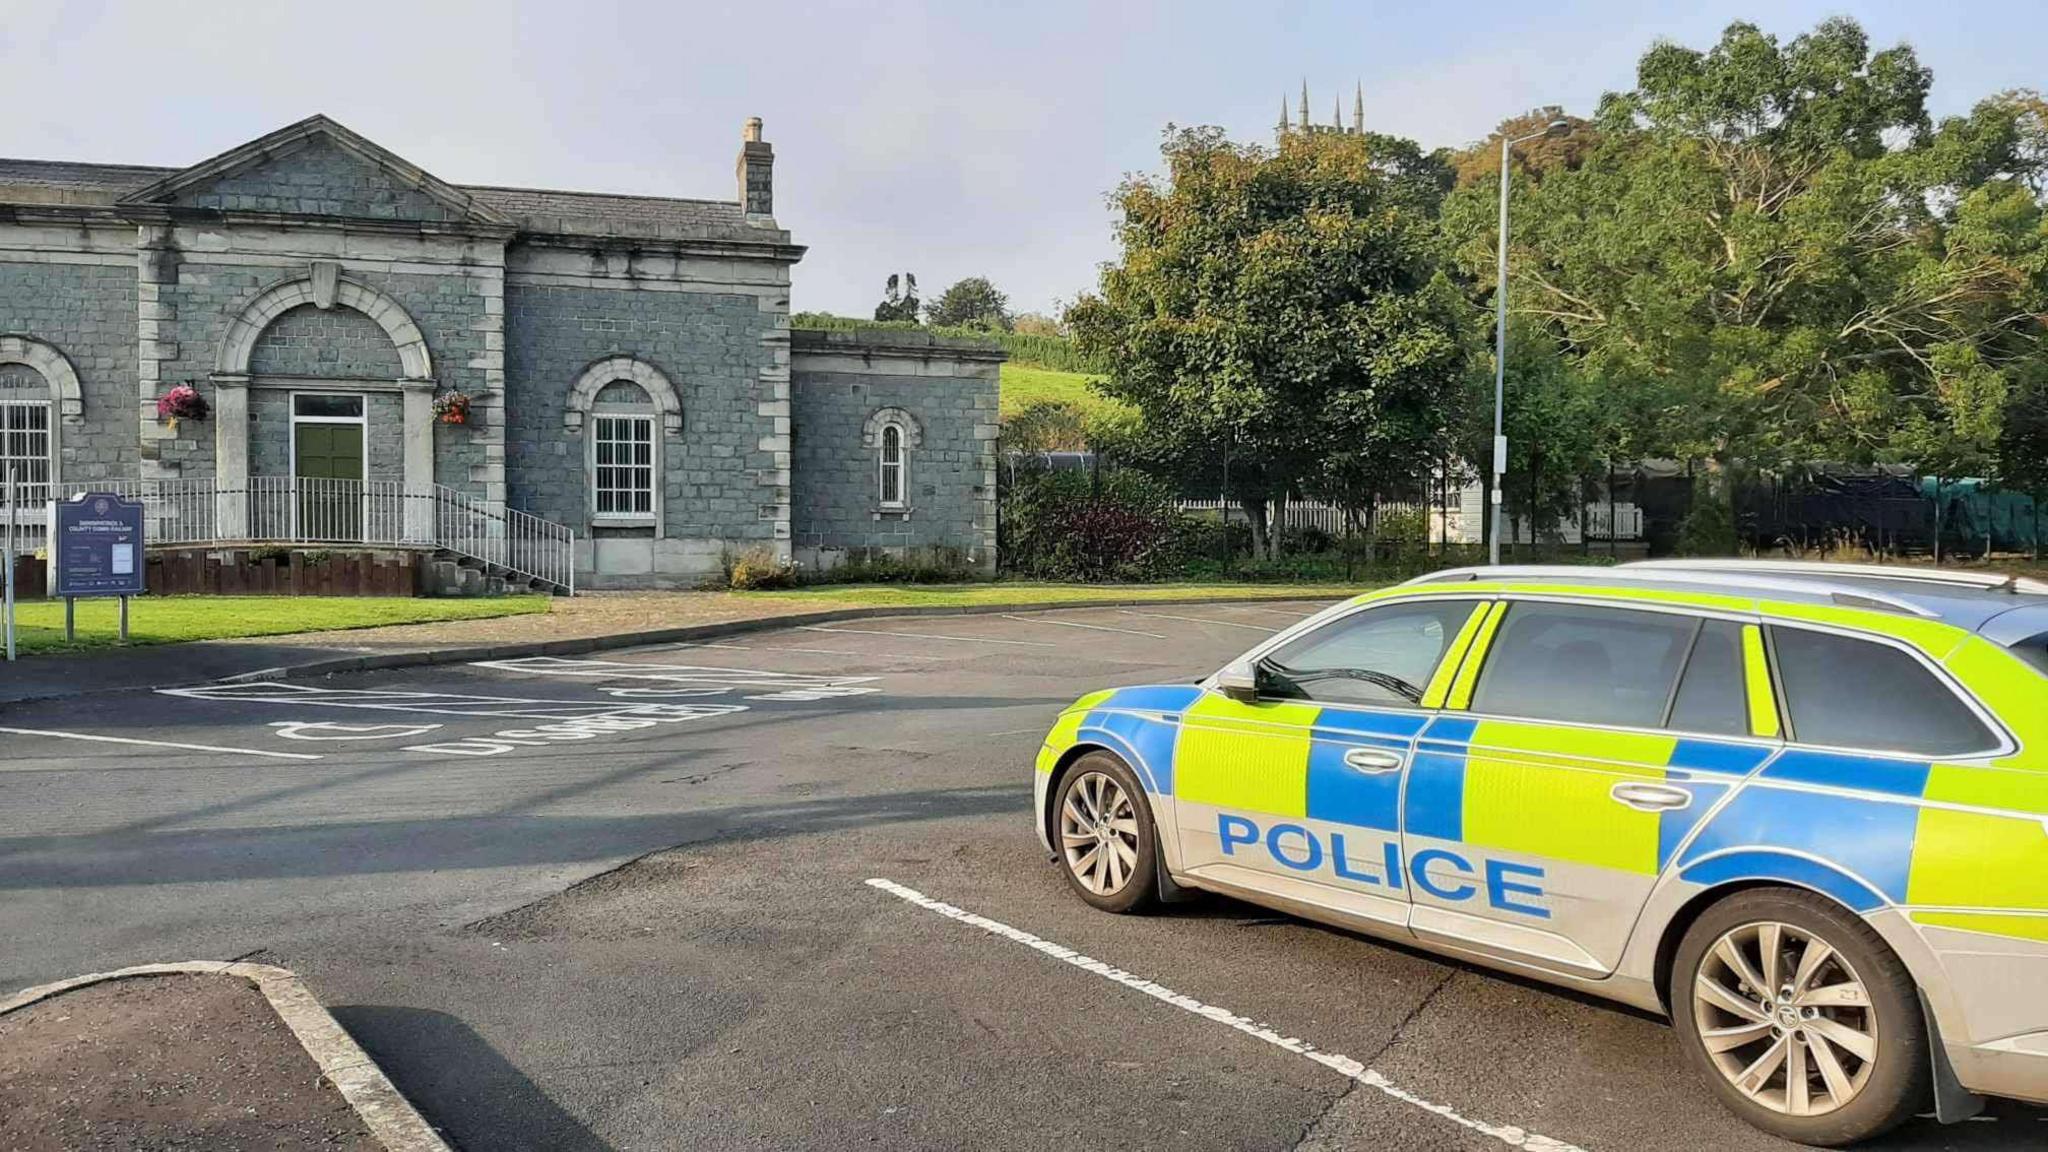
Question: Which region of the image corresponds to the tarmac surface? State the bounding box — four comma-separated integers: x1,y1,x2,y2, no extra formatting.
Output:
2,600,2043,1151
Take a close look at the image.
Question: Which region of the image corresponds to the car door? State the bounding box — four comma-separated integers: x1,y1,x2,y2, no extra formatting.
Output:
1174,596,1488,929
1403,599,1777,976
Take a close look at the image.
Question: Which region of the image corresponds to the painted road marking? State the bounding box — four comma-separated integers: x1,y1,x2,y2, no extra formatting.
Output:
0,726,323,762
270,721,444,742
1000,613,1166,639
865,878,1586,1152
753,645,947,660
797,624,1057,648
158,683,750,759
1117,610,1278,633
471,656,881,701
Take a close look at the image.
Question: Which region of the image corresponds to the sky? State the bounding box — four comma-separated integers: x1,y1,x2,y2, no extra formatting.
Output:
6,1,2048,319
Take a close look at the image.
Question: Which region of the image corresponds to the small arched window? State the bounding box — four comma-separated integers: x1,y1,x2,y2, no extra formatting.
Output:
878,421,907,508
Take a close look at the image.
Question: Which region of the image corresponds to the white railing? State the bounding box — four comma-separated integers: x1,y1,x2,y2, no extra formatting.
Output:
2,476,575,592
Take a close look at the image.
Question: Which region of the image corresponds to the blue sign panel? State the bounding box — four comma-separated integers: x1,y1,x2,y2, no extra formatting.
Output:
53,493,146,597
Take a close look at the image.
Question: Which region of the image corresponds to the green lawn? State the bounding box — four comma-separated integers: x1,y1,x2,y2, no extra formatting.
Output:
736,581,1364,610
7,594,549,654
1000,363,1124,420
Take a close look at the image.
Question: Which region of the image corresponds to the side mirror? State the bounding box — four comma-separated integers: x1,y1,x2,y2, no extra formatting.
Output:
1216,659,1259,703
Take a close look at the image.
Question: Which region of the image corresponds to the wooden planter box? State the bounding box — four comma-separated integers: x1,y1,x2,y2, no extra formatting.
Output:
144,547,425,596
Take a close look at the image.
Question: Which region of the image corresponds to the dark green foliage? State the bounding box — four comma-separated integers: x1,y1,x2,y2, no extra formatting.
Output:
873,273,920,323
1001,467,1191,581
924,276,1012,331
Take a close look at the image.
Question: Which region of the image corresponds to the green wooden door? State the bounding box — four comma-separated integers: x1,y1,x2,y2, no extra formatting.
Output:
294,423,363,539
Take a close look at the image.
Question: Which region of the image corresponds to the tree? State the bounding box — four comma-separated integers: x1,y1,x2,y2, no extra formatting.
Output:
873,273,920,323
926,276,1013,330
1012,312,1064,337
1446,107,1600,188
1069,126,1468,559
1442,17,2048,494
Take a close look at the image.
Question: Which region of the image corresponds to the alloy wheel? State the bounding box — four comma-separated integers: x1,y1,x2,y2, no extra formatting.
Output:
1692,920,1879,1117
1059,771,1141,896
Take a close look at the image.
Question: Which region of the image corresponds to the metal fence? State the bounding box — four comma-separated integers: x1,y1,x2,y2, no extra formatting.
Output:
1177,495,1643,545
1,476,576,592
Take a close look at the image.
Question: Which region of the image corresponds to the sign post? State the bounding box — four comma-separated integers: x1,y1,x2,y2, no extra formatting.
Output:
52,492,146,643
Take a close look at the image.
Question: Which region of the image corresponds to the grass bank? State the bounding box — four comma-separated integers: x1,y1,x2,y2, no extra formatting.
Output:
7,594,549,654
999,364,1125,420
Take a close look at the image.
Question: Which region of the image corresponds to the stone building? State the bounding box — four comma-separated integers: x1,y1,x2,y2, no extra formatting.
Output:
0,115,999,589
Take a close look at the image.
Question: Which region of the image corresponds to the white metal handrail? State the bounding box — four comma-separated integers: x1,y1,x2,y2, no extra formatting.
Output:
1,476,575,592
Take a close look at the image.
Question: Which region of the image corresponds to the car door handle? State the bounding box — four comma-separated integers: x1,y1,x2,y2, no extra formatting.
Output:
1342,748,1407,774
1610,782,1691,812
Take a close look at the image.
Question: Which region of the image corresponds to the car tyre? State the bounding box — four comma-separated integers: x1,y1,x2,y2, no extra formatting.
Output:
1669,888,1929,1147
1051,752,1159,914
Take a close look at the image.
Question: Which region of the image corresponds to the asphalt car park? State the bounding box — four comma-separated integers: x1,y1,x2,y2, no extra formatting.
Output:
1,600,2042,1151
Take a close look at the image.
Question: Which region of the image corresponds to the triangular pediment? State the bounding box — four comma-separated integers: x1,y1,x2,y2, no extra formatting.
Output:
118,115,509,226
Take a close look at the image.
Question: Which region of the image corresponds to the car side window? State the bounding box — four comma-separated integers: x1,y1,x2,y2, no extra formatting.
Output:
1256,599,1477,707
1665,620,1749,737
1768,626,1999,756
1469,601,1694,728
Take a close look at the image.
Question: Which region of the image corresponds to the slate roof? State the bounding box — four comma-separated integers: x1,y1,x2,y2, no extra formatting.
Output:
0,156,756,241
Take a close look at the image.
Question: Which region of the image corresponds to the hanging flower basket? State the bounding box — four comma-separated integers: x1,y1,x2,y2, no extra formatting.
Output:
156,384,208,433
433,391,473,426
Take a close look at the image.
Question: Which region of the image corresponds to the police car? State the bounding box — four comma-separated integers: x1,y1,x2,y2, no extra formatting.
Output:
1032,560,2048,1146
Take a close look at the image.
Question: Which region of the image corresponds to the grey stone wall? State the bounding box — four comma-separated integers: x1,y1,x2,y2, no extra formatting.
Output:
155,262,491,496
0,259,137,484
504,282,780,561
790,330,1000,571
170,138,461,222
248,304,404,377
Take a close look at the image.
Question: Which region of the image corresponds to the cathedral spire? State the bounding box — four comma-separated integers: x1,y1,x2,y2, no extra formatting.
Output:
1333,96,1342,130
1353,82,1364,134
1278,94,1290,138
1299,79,1310,130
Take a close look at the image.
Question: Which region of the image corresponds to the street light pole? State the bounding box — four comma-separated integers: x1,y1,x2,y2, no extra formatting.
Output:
1488,119,1570,566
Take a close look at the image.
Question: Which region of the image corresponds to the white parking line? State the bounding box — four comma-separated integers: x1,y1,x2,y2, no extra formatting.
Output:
755,645,948,660
1000,613,1166,639
865,878,1586,1152
0,726,323,762
797,624,1057,648
1117,610,1278,633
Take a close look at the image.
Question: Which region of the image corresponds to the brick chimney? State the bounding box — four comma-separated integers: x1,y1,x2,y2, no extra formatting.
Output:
737,116,773,218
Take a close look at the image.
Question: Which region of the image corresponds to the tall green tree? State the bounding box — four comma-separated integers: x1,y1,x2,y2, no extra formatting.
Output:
1068,127,1467,557
926,276,1013,330
873,272,920,323
1444,18,2048,483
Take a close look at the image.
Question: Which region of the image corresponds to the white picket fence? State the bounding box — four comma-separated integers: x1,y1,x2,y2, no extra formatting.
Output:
2,476,576,591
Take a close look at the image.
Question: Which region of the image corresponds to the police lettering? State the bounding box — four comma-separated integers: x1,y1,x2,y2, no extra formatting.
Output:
1218,814,1549,919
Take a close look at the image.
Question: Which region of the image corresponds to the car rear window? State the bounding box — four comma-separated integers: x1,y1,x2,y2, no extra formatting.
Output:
1768,626,2000,756
1470,602,1694,728
2011,631,2048,677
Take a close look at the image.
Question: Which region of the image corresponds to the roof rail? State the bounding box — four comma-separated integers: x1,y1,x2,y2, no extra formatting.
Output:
1625,559,2048,597
1403,564,1938,618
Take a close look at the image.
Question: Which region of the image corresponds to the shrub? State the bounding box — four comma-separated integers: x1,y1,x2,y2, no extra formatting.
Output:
722,546,797,590
1002,466,1190,581
1676,479,1737,557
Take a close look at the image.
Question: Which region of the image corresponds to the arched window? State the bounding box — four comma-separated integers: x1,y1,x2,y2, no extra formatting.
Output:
589,380,657,522
863,407,921,510
878,420,907,508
